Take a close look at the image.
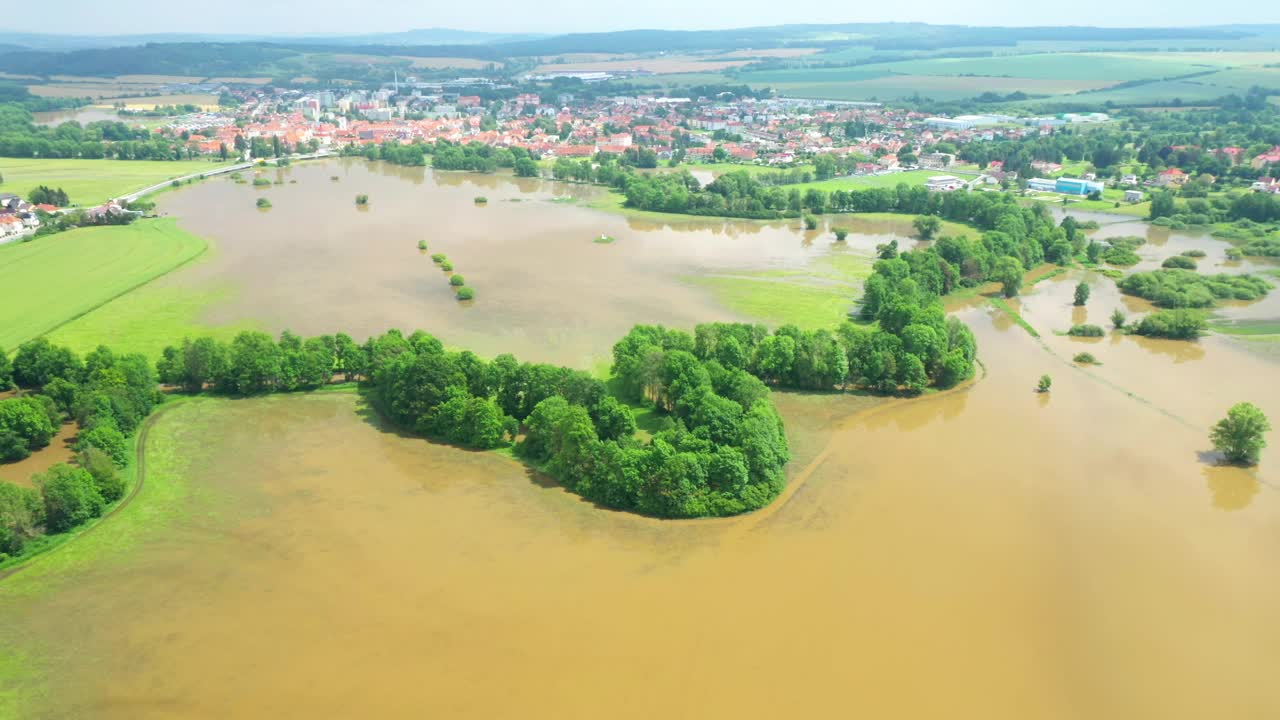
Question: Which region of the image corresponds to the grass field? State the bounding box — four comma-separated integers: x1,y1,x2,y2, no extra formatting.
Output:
534,56,752,74
0,219,207,352
107,93,219,109
787,169,940,192
688,252,872,328
875,53,1210,81
0,158,234,206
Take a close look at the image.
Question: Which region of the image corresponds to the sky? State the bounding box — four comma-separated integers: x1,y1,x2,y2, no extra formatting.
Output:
11,0,1280,36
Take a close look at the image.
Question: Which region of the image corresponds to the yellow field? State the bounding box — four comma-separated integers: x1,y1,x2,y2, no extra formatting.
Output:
1096,51,1280,68
28,83,159,98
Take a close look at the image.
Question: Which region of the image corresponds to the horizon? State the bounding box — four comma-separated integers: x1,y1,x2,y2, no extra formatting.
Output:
9,4,1280,38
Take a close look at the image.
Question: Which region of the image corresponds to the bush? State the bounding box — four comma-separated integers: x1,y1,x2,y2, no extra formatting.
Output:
417,240,428,250
833,228,849,242
36,463,104,533
1225,247,1243,260
1119,270,1271,308
255,197,272,209
430,253,446,264
1161,255,1197,270
251,177,270,187
1067,324,1105,337
456,286,475,301
1102,237,1144,266
474,196,488,204
355,194,369,205
77,447,125,503
449,274,465,286
1241,236,1280,257
1182,249,1207,258
0,481,43,558
1037,374,1052,393
803,215,818,230
1072,352,1098,364
441,261,454,272
76,422,129,466
1132,309,1208,339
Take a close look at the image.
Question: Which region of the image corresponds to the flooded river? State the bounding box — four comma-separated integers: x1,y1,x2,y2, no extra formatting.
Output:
1,163,1279,718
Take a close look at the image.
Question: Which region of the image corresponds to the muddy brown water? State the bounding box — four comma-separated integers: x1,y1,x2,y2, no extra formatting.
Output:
154,160,915,367
2,166,1279,718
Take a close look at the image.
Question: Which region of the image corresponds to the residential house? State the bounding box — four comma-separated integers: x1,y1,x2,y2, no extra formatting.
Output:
1251,147,1280,169
1155,168,1188,187
1120,174,1139,186
919,152,955,169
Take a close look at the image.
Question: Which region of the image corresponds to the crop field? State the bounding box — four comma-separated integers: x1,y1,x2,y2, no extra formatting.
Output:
790,169,940,192
0,219,207,352
534,56,753,74
401,56,503,69
872,53,1212,81
0,158,233,206
26,82,164,98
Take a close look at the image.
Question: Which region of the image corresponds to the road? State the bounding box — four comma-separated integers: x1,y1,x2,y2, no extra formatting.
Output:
116,151,334,203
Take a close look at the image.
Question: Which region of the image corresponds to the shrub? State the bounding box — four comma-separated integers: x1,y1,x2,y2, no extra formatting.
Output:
1132,309,1208,339
36,463,104,533
1037,374,1052,393
355,194,369,205
330,175,340,181
1182,249,1207,258
1111,308,1126,329
1067,324,1105,337
252,177,270,187
833,228,849,242
77,447,125,503
474,196,488,204
449,274,465,286
1241,236,1280,257
1225,247,1243,260
1072,352,1098,364
456,286,475,300
803,215,818,230
417,240,428,250
1118,270,1271,308
430,253,446,264
76,422,129,466
1161,255,1197,270
441,261,454,271
255,198,272,209
0,482,43,558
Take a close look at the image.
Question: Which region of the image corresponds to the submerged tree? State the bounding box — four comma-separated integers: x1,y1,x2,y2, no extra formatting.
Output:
1210,402,1271,465
1111,308,1126,329
913,215,941,240
1037,374,1052,393
1073,282,1090,306
995,257,1025,298
833,228,849,242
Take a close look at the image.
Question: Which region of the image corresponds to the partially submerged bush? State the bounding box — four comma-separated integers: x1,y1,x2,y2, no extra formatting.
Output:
1067,324,1105,337
1072,352,1098,364
455,286,475,300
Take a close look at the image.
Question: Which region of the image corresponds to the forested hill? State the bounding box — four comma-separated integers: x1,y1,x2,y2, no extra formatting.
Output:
0,23,1253,78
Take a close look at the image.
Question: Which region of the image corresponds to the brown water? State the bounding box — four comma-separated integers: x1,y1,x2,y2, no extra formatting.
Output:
31,107,125,127
2,297,1277,718
153,159,918,366
2,166,1279,718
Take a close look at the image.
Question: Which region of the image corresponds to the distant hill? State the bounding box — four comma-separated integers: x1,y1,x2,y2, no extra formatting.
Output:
1,28,544,52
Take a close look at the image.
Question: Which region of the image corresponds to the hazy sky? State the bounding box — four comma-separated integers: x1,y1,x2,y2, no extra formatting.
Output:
12,0,1280,35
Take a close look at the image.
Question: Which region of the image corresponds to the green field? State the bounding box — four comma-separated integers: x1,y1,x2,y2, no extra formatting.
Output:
0,219,207,352
0,158,234,206
788,169,940,192
687,252,873,328
874,53,1210,81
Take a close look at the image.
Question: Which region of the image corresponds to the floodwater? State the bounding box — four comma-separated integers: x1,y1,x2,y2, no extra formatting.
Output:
2,165,1279,718
31,107,125,127
154,159,916,367
2,294,1278,718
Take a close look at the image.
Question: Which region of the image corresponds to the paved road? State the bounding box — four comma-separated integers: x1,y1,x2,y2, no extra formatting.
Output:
116,151,334,203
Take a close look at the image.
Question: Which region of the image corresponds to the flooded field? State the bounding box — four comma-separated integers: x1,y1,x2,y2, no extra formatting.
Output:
148,159,918,366
2,164,1279,718
2,296,1278,718
31,107,125,127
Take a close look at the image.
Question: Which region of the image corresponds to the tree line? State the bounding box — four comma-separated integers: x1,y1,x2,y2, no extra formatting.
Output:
0,339,158,560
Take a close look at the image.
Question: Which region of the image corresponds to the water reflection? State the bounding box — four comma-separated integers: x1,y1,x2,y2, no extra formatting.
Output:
1203,465,1260,511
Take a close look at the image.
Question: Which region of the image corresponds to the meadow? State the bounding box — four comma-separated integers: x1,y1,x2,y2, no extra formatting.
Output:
0,219,207,352
0,158,233,206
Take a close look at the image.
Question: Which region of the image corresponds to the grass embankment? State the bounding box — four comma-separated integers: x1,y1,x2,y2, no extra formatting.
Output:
0,219,207,352
989,297,1040,338
0,158,235,206
786,169,939,193
688,253,873,328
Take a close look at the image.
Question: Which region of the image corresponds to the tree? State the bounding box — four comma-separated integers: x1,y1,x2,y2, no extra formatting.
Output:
513,157,539,177
78,446,125,503
994,257,1025,298
1149,190,1176,220
0,481,43,557
355,194,369,206
833,228,849,242
1037,374,1052,393
0,397,56,461
0,351,12,390
36,463,104,533
1210,402,1270,465
1111,308,1126,329
1073,282,1090,306
12,338,82,388
913,215,942,240
803,215,818,230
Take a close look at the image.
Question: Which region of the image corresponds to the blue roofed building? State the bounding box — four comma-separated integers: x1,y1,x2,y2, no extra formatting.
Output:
1056,177,1105,196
